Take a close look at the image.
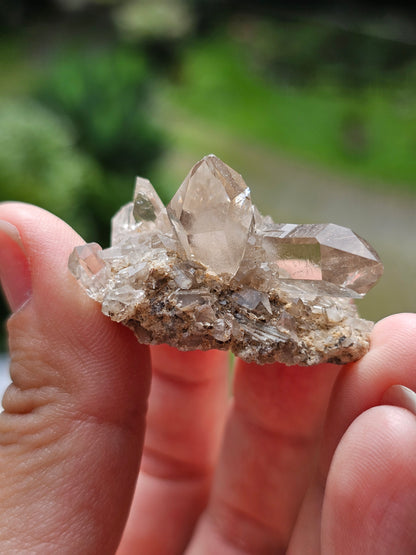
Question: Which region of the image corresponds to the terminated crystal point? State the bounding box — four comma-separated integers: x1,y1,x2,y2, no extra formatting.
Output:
167,154,253,277
68,243,105,277
111,176,171,244
262,222,383,296
133,177,165,222
68,154,384,366
68,243,107,298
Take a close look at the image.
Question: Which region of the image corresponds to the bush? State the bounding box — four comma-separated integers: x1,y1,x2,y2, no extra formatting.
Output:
0,98,104,348
37,46,165,176
35,45,168,245
0,98,99,236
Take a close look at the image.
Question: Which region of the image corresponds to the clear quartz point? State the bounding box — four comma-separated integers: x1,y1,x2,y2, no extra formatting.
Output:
68,242,107,299
133,177,165,222
167,154,253,276
111,176,169,244
261,222,383,296
68,243,105,277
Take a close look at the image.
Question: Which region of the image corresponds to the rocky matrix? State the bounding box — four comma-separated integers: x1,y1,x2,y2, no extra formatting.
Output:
68,155,383,365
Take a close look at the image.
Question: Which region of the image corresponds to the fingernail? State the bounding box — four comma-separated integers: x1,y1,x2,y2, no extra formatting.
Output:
0,220,32,312
381,385,416,416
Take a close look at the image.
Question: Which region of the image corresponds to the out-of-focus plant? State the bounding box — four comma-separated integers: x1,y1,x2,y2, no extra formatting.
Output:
0,98,99,236
231,16,416,90
37,47,165,175
114,0,193,42
168,37,416,189
36,46,167,242
0,98,103,346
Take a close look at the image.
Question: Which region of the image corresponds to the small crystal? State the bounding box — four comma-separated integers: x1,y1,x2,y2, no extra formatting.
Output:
276,311,296,332
173,289,211,311
325,306,344,323
211,316,234,342
133,177,165,222
173,266,194,289
232,288,271,314
102,287,145,322
233,288,264,310
112,177,168,244
68,243,105,277
194,305,216,324
68,154,383,365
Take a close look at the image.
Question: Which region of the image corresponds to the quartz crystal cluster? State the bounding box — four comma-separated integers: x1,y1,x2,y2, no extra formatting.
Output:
68,155,383,365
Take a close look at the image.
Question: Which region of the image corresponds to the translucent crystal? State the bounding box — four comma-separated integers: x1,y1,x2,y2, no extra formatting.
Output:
68,243,107,298
133,177,165,222
68,154,383,366
194,305,216,324
211,315,235,342
172,265,194,289
240,321,290,344
232,288,272,313
173,289,211,310
167,154,253,276
112,176,168,244
68,243,105,277
262,223,383,296
102,286,145,322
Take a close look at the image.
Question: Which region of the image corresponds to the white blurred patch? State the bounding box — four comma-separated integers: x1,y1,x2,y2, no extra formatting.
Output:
0,354,11,402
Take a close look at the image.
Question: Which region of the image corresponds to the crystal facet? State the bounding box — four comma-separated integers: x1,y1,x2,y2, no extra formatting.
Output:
133,177,165,222
262,223,382,296
111,176,172,245
68,243,105,277
167,154,253,276
68,155,384,366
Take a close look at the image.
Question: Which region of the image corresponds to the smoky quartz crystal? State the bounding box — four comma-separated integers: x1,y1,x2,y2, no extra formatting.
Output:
68,155,383,365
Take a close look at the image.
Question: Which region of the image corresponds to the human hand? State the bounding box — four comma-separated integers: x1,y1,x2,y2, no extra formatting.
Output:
0,203,415,554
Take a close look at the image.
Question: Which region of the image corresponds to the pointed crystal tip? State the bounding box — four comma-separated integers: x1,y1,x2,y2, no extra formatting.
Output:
167,154,254,276
68,243,104,278
133,177,165,223
262,222,383,296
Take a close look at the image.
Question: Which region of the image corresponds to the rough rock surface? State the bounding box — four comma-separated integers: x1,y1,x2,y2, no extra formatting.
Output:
68,155,383,365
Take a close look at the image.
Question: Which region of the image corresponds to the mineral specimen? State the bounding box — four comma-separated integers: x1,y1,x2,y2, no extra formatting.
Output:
68,154,383,365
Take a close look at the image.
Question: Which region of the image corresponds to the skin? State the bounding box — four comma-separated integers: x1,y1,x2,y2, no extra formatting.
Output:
0,202,415,554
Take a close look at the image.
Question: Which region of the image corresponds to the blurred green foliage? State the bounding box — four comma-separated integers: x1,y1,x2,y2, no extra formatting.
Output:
36,46,166,243
167,36,416,190
0,43,167,343
232,18,416,90
37,47,165,176
113,0,193,41
0,98,99,349
0,98,99,237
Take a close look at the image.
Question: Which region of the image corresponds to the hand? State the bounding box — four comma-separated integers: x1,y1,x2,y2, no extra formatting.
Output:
0,202,415,554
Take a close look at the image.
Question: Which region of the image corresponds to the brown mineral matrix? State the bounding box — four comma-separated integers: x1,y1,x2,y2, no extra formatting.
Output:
68,155,383,365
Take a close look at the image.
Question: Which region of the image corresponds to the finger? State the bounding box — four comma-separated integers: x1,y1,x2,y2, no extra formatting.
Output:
322,405,416,554
117,346,229,554
289,313,416,554
321,313,416,473
0,203,151,554
187,358,340,554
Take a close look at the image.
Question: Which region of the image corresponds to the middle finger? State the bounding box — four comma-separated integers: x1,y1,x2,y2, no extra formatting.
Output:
187,359,339,554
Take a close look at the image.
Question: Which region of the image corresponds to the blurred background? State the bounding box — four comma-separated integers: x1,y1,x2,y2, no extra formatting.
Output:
1,0,416,352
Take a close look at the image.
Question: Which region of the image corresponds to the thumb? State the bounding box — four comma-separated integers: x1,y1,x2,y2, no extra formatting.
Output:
0,203,151,554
